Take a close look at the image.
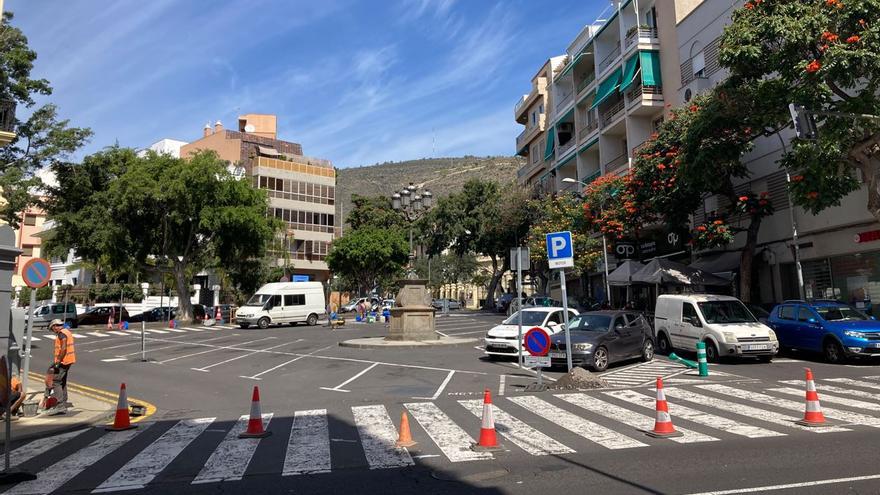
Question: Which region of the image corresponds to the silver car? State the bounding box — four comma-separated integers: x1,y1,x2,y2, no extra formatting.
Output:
27,302,78,328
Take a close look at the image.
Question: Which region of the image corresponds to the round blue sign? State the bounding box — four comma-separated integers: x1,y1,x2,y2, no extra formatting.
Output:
523,327,550,356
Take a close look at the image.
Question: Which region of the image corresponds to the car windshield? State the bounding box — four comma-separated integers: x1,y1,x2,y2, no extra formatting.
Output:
570,315,612,331
815,305,868,321
697,301,757,324
503,311,549,326
246,294,271,306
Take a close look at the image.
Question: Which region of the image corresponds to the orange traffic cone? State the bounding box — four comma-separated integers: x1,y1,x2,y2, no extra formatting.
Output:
106,314,113,330
214,306,222,322
239,386,271,438
106,383,137,431
168,319,175,329
471,389,503,451
395,411,416,448
646,377,683,438
796,368,827,426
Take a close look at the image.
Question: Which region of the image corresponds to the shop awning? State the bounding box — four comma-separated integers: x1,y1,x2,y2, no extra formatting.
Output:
257,146,279,157
543,128,556,161
640,50,662,87
590,68,622,110
631,258,731,286
608,260,645,286
620,54,640,92
689,251,741,274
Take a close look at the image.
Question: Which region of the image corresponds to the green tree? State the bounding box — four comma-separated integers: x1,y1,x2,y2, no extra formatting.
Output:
325,226,409,294
414,253,479,291
0,13,92,226
46,149,279,321
346,194,405,230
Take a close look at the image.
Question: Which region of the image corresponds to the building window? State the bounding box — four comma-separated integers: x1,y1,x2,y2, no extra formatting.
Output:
23,214,37,226
538,104,544,114
20,245,35,257
531,111,537,126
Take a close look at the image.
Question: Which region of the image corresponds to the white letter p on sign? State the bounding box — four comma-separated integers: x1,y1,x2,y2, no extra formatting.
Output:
551,237,566,257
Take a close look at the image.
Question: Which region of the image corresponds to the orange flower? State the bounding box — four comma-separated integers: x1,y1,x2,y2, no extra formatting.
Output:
792,175,804,182
807,191,819,199
821,31,839,42
689,105,699,112
744,2,754,9
696,225,707,232
859,19,867,27
713,220,724,225
657,164,666,171
739,195,750,202
806,60,821,73
847,35,860,43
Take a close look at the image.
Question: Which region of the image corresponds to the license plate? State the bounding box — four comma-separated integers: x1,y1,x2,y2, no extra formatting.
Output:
743,344,769,351
869,343,880,348
549,351,566,359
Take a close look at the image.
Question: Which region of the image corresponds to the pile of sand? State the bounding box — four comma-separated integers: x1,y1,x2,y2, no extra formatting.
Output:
550,367,608,390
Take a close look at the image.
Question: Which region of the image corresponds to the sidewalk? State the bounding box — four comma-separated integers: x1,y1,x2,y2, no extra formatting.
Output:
0,382,115,443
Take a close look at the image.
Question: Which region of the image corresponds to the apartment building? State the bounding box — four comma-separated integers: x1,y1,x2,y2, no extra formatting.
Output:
10,205,46,288
181,114,336,283
514,57,562,193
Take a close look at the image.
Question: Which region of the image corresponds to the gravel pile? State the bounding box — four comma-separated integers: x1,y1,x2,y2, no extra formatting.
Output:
550,367,608,390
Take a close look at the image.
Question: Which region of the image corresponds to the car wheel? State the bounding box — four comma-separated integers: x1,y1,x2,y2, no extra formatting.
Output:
307,313,318,326
257,317,270,329
591,347,609,372
704,340,720,363
657,333,671,355
239,323,250,329
824,339,846,364
641,340,654,362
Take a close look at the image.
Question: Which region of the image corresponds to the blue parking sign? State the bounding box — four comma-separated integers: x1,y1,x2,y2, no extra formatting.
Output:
545,231,574,269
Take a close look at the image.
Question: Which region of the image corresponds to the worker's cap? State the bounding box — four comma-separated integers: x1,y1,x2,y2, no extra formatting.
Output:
49,319,64,328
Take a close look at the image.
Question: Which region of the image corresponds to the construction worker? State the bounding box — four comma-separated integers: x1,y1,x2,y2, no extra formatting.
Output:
48,319,76,415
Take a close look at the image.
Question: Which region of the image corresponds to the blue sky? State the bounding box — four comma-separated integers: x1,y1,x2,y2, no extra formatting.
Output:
9,0,607,168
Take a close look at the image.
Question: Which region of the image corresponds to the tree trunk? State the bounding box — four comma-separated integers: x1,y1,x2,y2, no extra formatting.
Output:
739,215,762,303
848,133,880,222
483,256,502,310
173,261,194,321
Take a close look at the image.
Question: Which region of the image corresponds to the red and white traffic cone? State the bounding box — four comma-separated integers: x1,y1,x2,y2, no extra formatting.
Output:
106,314,113,330
796,368,827,426
239,386,271,438
106,383,137,431
646,377,683,438
471,389,503,451
214,306,222,323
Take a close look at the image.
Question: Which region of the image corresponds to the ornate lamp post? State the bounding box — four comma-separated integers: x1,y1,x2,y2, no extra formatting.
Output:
391,183,433,279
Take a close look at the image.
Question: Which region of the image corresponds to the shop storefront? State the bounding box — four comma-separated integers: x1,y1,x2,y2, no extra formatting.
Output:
780,249,879,316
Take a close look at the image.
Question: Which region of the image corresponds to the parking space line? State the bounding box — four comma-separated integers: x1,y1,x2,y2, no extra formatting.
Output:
498,375,505,396
117,335,233,358
157,336,277,364
84,333,194,352
435,329,449,337
239,344,336,381
413,370,455,400
107,331,128,336
191,340,301,372
87,332,110,337
683,473,880,495
320,363,380,393
504,362,557,382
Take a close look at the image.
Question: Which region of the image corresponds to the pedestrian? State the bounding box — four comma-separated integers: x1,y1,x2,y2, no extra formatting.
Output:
1,372,25,420
47,319,76,415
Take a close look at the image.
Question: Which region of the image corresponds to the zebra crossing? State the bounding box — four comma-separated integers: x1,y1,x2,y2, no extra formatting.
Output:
24,324,240,341
9,376,880,493
598,358,690,387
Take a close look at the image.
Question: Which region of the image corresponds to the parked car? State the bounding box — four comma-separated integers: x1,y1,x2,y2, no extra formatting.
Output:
484,307,579,359
76,305,130,326
27,302,78,328
495,293,515,313
746,303,771,325
549,311,654,371
653,294,778,362
380,299,395,311
768,300,880,363
340,296,381,313
235,282,326,328
128,306,173,323
507,295,561,315
432,298,461,310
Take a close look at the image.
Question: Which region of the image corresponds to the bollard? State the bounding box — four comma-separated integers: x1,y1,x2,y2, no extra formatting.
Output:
667,352,699,369
696,341,709,377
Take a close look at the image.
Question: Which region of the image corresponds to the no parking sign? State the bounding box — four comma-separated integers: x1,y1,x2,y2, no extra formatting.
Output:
523,327,551,368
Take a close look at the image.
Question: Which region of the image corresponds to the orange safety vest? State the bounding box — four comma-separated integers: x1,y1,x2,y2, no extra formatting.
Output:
54,328,76,365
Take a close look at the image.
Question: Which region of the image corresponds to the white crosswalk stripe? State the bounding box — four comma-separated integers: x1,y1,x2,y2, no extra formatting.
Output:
284,409,332,475
825,377,880,391
405,402,491,462
145,329,170,334
782,379,880,400
181,326,206,332
8,428,89,468
192,414,273,484
605,389,784,438
94,418,215,492
353,405,414,468
599,359,689,387
459,400,574,455
166,328,188,333
107,331,128,336
769,386,880,412
71,332,88,338
88,332,110,337
508,395,648,449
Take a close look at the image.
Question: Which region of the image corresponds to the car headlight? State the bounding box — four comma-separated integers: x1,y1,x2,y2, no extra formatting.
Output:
572,343,593,351
768,329,778,342
723,332,738,343
844,330,866,338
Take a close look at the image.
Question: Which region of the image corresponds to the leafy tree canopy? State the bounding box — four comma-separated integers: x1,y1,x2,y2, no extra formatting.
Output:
325,226,409,295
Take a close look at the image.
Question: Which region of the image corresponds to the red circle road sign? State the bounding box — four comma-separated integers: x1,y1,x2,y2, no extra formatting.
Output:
523,327,551,356
22,258,52,289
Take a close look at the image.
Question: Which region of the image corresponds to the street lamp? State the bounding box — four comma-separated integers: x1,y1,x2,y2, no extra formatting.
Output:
391,182,434,279
562,177,613,307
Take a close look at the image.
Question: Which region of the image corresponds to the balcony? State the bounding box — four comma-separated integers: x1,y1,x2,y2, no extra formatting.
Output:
603,152,628,172
514,94,529,116
577,120,599,141
0,100,15,146
625,26,659,49
576,72,596,95
557,138,576,158
599,99,625,127
597,45,621,74
555,89,574,113
582,169,602,185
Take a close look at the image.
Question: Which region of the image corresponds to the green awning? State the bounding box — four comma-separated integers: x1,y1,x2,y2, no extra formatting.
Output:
590,68,622,109
560,107,575,124
620,54,640,92
543,128,556,161
640,50,662,87
577,89,595,106
558,51,586,79
554,152,576,170
578,137,598,154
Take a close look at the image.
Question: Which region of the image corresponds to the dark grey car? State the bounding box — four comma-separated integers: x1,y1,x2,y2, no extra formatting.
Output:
549,311,654,372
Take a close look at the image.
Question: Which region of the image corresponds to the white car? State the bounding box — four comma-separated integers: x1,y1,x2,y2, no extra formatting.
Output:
484,307,579,358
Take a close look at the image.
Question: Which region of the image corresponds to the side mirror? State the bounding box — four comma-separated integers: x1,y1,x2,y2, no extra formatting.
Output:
807,317,817,324
871,316,877,321
615,324,624,332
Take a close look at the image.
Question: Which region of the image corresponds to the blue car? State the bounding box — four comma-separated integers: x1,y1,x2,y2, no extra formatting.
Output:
767,300,880,363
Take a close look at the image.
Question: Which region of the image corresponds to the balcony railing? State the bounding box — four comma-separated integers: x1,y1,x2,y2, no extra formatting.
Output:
583,169,602,185
576,72,596,94
555,89,574,112
625,82,663,106
597,45,621,74
557,138,576,158
577,120,598,140
0,100,15,133
625,27,659,48
603,152,628,171
514,94,528,115
599,99,625,127
516,127,528,149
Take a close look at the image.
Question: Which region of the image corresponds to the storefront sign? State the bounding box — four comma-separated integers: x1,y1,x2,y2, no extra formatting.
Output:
855,230,880,243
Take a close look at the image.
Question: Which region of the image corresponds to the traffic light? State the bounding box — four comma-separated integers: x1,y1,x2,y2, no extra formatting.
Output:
788,103,817,140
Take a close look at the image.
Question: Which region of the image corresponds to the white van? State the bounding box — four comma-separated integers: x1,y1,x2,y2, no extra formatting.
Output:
235,282,325,329
653,294,778,362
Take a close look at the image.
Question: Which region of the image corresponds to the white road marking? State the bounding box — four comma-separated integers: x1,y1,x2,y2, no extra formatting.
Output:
191,341,299,372
498,375,506,397
240,344,336,380
27,336,40,341
107,331,128,336
699,384,880,428
413,370,455,400
124,330,141,335
166,328,187,333
320,363,380,393
116,334,232,358
509,395,647,449
780,380,880,401
145,329,170,334
72,333,88,338
192,414,273,484
444,330,491,336
405,402,492,462
9,429,89,467
283,409,331,475
664,387,849,433
504,362,557,381
352,405,415,469
101,358,127,362
180,326,206,332
6,425,148,495
769,386,880,412
88,332,110,337
605,389,784,438
682,473,880,495
825,377,880,391
94,418,215,492
557,393,718,444
459,400,574,455
156,336,276,364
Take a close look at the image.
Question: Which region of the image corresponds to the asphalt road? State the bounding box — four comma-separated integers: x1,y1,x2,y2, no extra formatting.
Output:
9,310,880,495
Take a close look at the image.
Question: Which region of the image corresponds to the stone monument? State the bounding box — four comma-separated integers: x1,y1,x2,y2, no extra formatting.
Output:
387,278,436,341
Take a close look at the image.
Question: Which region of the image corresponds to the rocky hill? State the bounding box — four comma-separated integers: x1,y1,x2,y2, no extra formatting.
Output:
335,156,524,224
